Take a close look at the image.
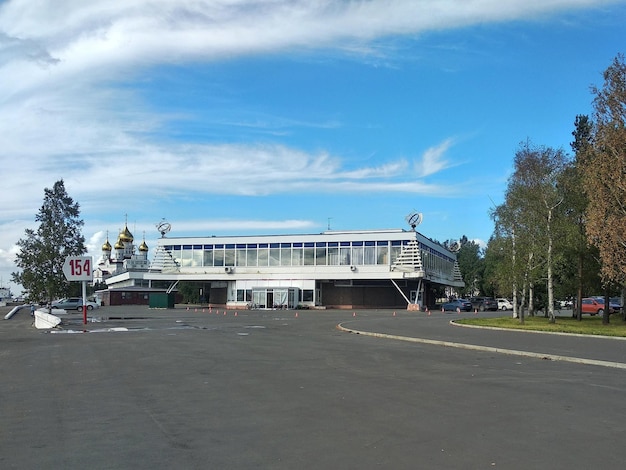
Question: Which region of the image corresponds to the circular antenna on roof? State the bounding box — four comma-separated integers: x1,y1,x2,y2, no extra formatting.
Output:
156,219,171,238
405,211,423,231
449,240,461,252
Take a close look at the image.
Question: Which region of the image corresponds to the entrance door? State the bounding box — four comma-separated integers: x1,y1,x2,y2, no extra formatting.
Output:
252,290,266,308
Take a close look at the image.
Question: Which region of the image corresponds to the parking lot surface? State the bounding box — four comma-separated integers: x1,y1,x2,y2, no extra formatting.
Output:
2,305,626,469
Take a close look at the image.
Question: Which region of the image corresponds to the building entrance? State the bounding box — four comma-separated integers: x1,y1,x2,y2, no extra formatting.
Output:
251,287,299,309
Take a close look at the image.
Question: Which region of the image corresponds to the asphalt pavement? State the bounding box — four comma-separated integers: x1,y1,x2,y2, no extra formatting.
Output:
2,305,626,469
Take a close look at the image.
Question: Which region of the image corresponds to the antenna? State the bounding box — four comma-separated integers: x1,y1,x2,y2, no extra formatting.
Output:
327,217,333,230
156,219,172,238
405,211,423,231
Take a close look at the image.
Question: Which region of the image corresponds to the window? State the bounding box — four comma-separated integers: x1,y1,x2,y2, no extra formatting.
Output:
269,243,280,266
213,248,224,267
390,240,402,263
315,244,327,265
224,246,235,267
258,245,269,266
203,245,213,267
292,243,303,266
328,243,339,265
236,245,246,266
340,242,351,265
352,241,364,265
364,241,376,265
303,242,315,265
280,243,291,266
246,247,257,267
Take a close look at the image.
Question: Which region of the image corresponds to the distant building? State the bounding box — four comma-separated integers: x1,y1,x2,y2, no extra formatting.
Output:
104,225,464,310
94,224,157,305
94,224,150,288
0,287,12,301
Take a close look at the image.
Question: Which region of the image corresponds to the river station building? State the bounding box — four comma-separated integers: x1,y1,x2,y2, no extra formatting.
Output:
104,226,464,310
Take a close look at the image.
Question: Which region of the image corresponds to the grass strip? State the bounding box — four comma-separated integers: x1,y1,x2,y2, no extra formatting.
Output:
456,315,626,337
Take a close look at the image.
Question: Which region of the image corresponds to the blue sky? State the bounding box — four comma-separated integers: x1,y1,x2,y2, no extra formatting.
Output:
1,0,625,295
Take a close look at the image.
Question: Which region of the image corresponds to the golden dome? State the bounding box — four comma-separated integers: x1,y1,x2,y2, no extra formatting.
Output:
102,239,112,251
139,240,149,252
119,225,134,243
114,238,125,250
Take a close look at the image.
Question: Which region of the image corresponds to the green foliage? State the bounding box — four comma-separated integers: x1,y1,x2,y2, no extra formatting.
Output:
454,236,485,296
178,281,201,303
12,180,86,303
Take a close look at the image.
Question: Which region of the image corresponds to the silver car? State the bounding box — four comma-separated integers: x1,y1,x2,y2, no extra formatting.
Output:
51,297,99,311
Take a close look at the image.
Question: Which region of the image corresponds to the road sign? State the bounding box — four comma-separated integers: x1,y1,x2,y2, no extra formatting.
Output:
62,256,93,282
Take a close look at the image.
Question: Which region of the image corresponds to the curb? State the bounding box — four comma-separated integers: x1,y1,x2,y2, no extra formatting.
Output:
336,323,626,370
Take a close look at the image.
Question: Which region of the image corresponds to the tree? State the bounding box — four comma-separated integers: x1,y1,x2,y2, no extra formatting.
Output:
489,141,568,323
178,281,201,304
581,54,626,323
563,115,596,320
12,180,86,304
453,236,484,297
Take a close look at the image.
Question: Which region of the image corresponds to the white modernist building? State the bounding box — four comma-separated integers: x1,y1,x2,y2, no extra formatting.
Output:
104,227,464,310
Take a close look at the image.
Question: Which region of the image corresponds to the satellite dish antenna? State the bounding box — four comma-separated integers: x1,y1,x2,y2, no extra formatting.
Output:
405,211,423,231
449,240,461,252
156,219,171,238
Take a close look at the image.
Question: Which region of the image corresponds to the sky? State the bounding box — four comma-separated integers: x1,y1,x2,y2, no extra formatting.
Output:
1,0,625,296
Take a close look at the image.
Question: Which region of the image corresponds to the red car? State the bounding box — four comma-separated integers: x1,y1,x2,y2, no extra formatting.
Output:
581,297,614,315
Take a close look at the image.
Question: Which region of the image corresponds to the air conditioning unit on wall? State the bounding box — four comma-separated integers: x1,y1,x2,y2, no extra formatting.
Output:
350,265,357,271
225,266,233,273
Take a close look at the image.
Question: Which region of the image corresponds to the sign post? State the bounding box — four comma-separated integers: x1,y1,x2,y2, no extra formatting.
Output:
62,256,93,325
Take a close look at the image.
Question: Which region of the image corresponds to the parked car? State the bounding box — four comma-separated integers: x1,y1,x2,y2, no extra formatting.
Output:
591,297,621,314
558,299,574,309
441,299,473,312
51,297,99,311
469,297,498,311
496,298,513,310
580,297,614,316
610,297,623,313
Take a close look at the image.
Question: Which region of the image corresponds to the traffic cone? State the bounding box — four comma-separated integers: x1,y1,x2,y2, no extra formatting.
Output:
457,307,460,314
295,311,299,318
353,312,356,317
393,311,396,317
234,311,238,316
427,309,431,316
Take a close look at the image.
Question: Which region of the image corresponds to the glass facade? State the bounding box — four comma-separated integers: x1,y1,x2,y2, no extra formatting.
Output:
162,239,455,271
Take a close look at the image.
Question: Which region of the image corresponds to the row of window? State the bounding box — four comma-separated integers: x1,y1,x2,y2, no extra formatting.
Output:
166,241,400,268
163,240,455,270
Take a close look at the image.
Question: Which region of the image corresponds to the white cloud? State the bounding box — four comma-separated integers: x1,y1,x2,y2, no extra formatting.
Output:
414,138,457,178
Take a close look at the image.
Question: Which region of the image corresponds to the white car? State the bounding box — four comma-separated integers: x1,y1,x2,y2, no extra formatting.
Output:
497,298,513,310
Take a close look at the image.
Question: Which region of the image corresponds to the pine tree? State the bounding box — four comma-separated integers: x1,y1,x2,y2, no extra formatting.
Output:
12,180,86,303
